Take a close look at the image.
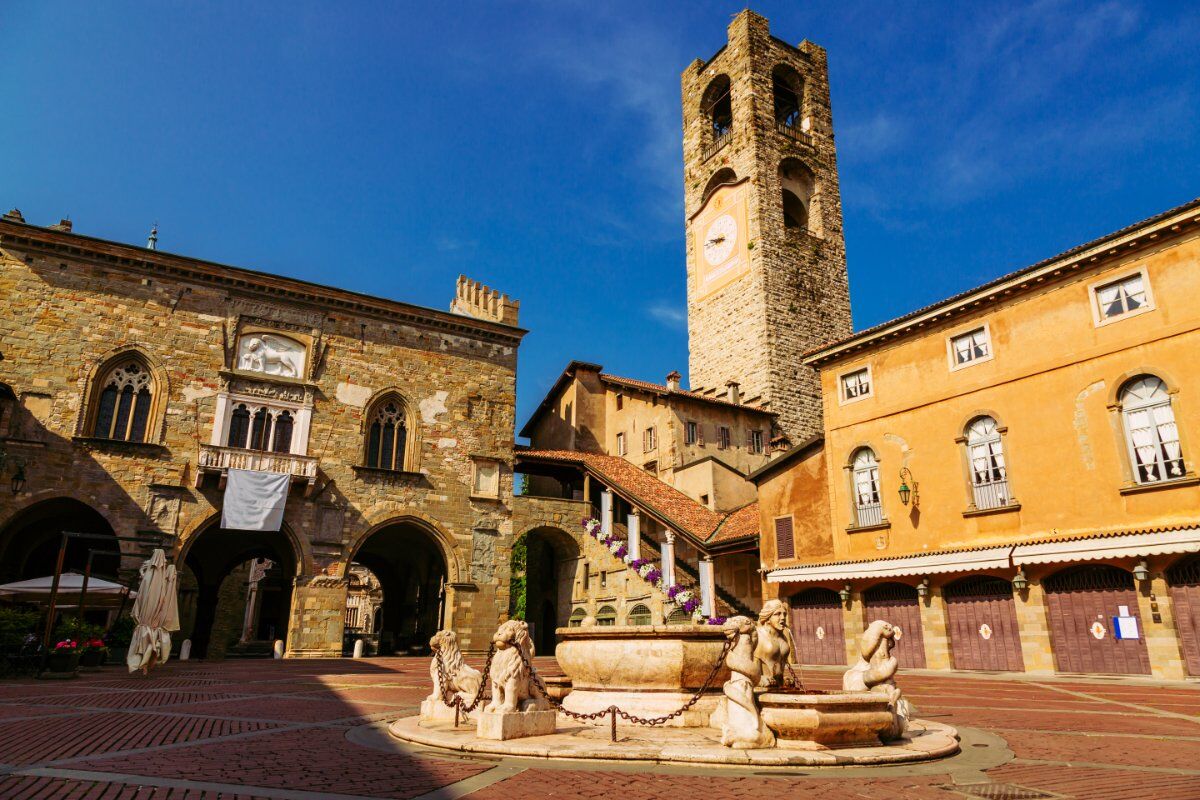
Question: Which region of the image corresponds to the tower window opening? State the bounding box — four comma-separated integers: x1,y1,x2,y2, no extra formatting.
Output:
782,190,808,230
702,75,733,139
773,70,803,129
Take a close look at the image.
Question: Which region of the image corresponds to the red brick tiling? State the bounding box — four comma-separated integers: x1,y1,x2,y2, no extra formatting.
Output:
0,712,277,764
0,774,273,799
167,696,398,724
1005,730,1200,769
931,706,1200,736
21,690,250,709
987,763,1200,800
75,726,490,799
464,769,965,800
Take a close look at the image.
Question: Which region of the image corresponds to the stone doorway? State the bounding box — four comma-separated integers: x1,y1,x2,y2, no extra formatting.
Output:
351,522,447,656
179,521,299,659
511,526,580,656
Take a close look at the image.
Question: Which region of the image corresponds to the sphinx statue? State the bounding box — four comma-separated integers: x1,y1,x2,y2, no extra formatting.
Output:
842,619,913,739
753,598,798,688
718,616,775,749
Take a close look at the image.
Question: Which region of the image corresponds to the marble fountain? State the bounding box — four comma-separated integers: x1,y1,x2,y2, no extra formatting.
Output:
388,600,959,767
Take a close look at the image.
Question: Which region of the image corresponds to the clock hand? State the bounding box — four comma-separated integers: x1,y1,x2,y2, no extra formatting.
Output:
706,235,726,247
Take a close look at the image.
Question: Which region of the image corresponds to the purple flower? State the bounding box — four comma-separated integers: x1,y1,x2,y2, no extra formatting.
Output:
707,616,727,626
683,598,700,613
615,545,628,558
645,568,661,584
667,584,681,600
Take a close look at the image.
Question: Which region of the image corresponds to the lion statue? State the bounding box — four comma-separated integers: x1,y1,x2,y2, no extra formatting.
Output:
842,619,913,739
428,630,482,708
484,619,549,714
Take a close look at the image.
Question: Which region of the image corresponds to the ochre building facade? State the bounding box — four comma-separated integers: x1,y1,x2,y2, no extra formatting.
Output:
756,199,1200,680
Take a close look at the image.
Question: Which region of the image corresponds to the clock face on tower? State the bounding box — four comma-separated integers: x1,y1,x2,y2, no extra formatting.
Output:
691,181,751,300
703,214,738,266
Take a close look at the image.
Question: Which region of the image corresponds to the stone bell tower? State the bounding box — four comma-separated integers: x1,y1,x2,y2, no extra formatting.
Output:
682,10,851,445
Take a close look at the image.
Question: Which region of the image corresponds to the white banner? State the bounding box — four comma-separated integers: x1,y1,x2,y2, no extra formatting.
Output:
221,469,290,531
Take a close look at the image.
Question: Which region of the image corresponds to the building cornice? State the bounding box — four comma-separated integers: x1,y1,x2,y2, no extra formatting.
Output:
0,220,527,346
803,197,1200,368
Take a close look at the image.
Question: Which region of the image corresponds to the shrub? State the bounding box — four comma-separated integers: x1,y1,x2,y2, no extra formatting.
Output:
0,607,40,649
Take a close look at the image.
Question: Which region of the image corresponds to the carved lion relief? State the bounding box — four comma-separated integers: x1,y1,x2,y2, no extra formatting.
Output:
237,333,306,379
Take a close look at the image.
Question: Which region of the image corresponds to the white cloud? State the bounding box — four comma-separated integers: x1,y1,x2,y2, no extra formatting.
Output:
647,302,686,329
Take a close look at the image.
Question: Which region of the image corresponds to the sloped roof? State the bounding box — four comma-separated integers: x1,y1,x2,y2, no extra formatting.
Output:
516,448,760,548
804,196,1200,366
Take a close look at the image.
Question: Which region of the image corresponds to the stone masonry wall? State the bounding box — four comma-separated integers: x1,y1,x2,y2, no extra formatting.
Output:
0,220,522,657
682,11,852,444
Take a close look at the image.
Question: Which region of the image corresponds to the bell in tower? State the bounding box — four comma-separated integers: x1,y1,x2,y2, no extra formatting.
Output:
681,10,851,445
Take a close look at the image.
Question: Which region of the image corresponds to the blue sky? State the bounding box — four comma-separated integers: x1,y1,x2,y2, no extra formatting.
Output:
3,1,1197,434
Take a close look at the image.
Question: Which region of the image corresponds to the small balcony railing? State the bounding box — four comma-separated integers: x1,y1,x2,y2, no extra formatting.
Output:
198,443,318,480
702,128,732,161
776,121,814,146
854,502,884,528
972,480,1012,510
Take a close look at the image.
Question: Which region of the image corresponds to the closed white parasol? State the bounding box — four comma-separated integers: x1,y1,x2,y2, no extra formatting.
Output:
126,549,180,675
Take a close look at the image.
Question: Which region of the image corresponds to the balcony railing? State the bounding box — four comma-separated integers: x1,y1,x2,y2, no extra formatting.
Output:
702,128,732,161
972,480,1012,511
854,502,884,528
198,443,318,480
776,121,814,146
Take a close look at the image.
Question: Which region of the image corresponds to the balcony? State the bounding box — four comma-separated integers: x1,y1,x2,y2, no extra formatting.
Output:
775,121,814,147
702,128,731,162
197,444,319,492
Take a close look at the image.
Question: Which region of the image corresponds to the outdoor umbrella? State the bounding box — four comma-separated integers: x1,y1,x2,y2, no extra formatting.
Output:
126,549,179,675
0,574,135,606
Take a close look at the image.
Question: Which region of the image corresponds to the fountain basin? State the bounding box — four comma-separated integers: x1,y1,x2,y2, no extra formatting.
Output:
758,691,898,748
555,624,730,727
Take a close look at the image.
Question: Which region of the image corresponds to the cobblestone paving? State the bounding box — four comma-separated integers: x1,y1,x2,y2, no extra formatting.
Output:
0,658,1192,799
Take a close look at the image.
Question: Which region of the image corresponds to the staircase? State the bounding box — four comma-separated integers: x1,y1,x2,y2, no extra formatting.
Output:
604,521,754,620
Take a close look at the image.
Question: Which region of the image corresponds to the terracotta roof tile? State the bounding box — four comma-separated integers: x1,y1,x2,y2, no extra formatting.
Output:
707,502,759,544
599,373,773,414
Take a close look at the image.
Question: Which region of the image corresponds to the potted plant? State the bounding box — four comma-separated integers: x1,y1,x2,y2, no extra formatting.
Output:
79,637,108,668
105,615,134,665
45,639,80,675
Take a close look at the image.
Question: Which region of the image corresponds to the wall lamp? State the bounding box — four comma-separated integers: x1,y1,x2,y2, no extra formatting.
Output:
1012,568,1029,592
838,584,852,604
1132,560,1151,583
917,577,930,599
0,445,27,495
898,467,919,507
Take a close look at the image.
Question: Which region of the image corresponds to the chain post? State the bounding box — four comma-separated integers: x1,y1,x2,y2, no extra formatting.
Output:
609,706,617,742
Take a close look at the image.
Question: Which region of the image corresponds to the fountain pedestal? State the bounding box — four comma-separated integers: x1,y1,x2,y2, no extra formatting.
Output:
556,624,729,727
758,691,898,748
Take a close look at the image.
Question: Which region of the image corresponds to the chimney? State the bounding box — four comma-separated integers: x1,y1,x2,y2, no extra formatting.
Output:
725,380,741,405
665,370,682,391
48,218,72,232
3,209,24,222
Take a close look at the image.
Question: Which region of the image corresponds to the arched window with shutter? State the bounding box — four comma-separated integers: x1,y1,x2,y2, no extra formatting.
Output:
1120,375,1186,484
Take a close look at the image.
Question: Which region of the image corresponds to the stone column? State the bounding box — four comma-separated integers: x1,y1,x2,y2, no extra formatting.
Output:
662,531,677,588
627,510,641,561
1138,572,1186,680
1013,579,1055,674
699,557,715,618
600,490,613,536
842,588,865,666
919,585,953,671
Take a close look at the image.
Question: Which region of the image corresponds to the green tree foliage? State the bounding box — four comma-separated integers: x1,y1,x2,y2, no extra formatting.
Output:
509,534,527,620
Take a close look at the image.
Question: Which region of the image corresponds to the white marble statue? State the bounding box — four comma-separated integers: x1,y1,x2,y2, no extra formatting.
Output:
719,616,775,749
485,619,550,713
754,598,798,689
842,619,913,739
238,334,305,378
428,629,482,709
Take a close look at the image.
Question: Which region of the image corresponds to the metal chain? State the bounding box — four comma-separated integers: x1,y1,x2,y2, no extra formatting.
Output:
785,660,803,690
432,643,497,720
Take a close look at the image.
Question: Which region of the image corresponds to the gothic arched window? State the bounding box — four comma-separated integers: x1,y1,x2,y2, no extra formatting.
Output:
91,359,154,442
365,395,409,471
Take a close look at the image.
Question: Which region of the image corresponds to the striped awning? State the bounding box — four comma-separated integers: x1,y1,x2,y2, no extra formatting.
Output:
1011,527,1200,566
765,546,1013,584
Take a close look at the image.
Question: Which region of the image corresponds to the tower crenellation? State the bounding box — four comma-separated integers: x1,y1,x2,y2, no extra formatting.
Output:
682,10,851,445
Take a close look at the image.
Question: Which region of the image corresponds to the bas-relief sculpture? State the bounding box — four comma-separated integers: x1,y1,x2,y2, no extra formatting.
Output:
842,619,913,739
237,334,305,378
719,616,775,749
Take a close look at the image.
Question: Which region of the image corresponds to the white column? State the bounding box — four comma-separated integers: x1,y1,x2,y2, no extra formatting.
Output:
662,530,676,588
211,394,230,446
627,511,641,561
699,558,715,618
600,490,613,536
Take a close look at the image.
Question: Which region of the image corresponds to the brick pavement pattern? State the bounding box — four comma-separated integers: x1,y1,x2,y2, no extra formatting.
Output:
0,658,1193,799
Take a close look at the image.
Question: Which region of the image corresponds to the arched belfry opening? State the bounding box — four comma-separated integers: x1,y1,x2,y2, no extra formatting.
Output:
179,521,299,659
509,526,581,655
772,64,804,130
701,167,738,206
350,521,448,656
701,74,732,139
779,158,817,233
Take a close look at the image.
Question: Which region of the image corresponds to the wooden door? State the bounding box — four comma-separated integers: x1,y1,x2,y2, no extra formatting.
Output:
944,576,1025,672
1044,565,1151,675
863,583,926,668
1168,555,1200,676
789,588,845,665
